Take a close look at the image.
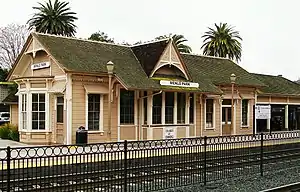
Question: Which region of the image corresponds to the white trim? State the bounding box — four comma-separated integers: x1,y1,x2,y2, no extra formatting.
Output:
285,105,288,129
241,99,250,127
134,91,138,140
85,93,104,132
233,101,236,135
204,98,215,129
185,93,189,137
117,85,121,141
147,91,153,139
66,73,72,145
220,97,222,136
257,102,300,105
193,93,197,136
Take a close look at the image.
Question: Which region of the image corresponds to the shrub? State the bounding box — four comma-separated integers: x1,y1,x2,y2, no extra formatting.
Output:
0,123,19,141
8,125,19,141
0,124,11,139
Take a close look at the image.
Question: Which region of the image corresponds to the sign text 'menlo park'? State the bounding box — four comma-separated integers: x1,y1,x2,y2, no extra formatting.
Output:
160,80,199,88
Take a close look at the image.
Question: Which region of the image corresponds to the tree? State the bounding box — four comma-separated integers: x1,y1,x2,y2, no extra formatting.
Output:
0,24,28,69
27,0,78,36
155,34,192,53
88,31,114,43
0,68,8,81
201,23,242,62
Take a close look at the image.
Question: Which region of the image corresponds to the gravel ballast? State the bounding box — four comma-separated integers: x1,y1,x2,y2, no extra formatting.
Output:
158,166,300,192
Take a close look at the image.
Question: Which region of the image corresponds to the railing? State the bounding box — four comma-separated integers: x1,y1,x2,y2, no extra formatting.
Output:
0,131,300,191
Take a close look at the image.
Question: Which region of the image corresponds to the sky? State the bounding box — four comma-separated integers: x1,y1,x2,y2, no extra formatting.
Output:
0,0,299,80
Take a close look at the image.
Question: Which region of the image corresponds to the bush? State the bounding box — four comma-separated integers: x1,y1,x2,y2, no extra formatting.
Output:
0,124,11,139
8,125,19,141
0,123,19,141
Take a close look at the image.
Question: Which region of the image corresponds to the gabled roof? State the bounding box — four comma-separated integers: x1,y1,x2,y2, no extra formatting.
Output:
251,73,300,96
10,32,266,94
131,39,169,76
181,54,265,87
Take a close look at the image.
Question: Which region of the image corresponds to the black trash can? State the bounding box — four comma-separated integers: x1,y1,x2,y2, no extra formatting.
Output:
76,126,88,145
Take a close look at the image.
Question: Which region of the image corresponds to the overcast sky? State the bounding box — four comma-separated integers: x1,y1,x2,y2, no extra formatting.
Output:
1,0,299,80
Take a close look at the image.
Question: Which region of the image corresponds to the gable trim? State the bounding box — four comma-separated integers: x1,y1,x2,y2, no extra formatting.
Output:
149,40,191,80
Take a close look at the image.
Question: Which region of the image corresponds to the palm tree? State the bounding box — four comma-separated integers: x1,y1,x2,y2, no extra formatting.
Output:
27,0,78,36
201,23,242,62
155,34,192,53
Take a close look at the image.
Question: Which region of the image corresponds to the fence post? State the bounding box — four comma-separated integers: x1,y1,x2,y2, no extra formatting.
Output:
260,133,263,176
204,136,207,185
7,146,11,191
124,140,128,192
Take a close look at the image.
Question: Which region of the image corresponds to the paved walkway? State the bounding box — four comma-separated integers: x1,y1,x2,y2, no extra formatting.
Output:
0,139,29,148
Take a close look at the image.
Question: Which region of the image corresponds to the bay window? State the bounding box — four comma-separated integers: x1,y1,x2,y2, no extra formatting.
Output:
21,94,27,130
32,93,46,130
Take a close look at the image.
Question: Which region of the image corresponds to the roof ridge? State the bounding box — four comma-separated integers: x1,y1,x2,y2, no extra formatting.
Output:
181,52,231,61
251,73,283,78
130,38,170,47
33,32,130,48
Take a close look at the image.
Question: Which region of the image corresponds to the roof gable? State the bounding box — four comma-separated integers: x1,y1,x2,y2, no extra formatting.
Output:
252,73,300,96
131,39,169,76
149,40,191,80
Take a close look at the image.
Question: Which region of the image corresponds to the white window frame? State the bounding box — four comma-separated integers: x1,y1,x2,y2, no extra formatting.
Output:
19,93,28,131
205,98,215,129
85,93,104,132
55,95,64,124
31,92,47,131
241,99,250,127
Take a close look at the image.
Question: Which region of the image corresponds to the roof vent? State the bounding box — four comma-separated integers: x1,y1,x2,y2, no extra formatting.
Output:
278,75,282,77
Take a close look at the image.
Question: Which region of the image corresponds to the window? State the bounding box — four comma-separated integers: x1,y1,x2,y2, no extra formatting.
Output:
21,94,27,130
32,93,46,130
189,94,194,124
177,93,186,124
242,100,249,126
88,94,100,131
143,91,147,124
120,90,134,124
56,96,64,123
165,92,174,124
152,93,162,124
206,99,214,128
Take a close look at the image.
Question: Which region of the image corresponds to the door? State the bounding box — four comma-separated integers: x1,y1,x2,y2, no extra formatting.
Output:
222,107,232,135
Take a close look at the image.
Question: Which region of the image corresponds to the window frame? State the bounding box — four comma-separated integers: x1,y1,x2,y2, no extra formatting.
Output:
241,99,250,127
85,93,104,132
31,93,46,131
20,93,27,130
120,90,135,125
56,96,64,123
205,98,215,129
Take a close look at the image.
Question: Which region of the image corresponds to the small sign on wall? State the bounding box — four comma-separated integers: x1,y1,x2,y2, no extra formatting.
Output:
164,127,176,139
255,105,271,119
31,62,50,70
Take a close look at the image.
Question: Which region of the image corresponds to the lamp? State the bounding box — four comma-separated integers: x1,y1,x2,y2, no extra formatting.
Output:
230,73,236,135
107,61,114,140
106,61,114,74
230,73,236,84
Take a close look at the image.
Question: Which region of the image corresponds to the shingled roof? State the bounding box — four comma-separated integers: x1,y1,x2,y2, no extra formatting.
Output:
251,73,300,96
30,33,265,94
